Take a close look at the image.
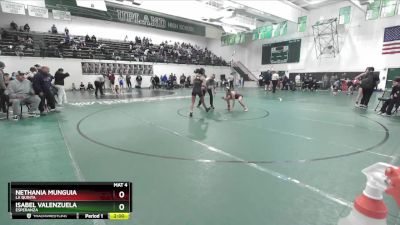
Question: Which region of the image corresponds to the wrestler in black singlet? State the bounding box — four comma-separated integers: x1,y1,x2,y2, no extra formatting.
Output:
192,76,203,97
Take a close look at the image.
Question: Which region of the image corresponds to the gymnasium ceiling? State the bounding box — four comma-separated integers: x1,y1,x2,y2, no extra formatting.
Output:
286,0,344,10
111,0,369,33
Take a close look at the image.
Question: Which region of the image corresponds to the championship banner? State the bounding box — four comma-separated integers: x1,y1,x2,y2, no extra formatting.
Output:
297,16,307,32
52,9,71,20
28,5,48,18
339,6,351,24
366,0,381,20
380,0,397,18
76,0,107,12
0,1,25,15
221,33,246,46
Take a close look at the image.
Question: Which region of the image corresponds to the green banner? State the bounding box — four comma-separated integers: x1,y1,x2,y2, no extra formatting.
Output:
381,0,397,17
366,0,382,20
252,29,259,40
221,33,246,46
260,26,272,39
252,21,287,41
297,16,307,32
339,6,351,24
45,0,206,36
280,21,288,36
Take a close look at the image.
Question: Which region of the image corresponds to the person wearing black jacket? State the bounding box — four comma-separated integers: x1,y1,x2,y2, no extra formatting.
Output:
32,66,56,113
136,75,142,88
379,77,400,116
23,23,30,32
356,67,380,108
0,61,7,113
263,70,271,91
54,68,69,106
10,21,18,31
126,74,132,88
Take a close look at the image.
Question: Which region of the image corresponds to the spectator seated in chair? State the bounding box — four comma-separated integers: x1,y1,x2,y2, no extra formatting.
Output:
23,23,30,32
91,35,97,44
5,72,40,120
79,82,85,91
51,24,58,34
378,77,400,116
10,21,18,31
87,82,94,91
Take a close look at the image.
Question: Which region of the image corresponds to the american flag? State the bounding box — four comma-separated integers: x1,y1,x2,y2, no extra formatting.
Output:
383,26,400,55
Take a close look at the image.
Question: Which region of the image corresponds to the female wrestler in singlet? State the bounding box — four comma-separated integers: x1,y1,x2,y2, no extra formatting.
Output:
190,73,210,117
223,87,248,112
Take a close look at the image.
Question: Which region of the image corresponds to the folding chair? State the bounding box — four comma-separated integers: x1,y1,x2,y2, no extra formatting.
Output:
394,103,399,116
6,101,31,120
374,90,390,111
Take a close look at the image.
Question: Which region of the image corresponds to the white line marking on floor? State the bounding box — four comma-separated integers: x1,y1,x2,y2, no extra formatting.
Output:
233,121,313,140
391,155,398,164
295,116,387,133
326,142,395,159
235,121,393,160
58,120,107,225
142,119,352,208
68,95,191,107
366,151,396,159
299,108,353,115
297,117,355,127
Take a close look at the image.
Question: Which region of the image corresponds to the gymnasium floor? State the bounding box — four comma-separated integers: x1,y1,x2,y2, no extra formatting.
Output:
1,88,400,225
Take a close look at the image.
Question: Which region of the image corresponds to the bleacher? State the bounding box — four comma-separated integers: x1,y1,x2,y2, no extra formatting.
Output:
0,29,36,57
0,28,229,66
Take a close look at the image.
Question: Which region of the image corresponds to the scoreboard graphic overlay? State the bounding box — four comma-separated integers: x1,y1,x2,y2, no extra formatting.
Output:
8,182,132,220
262,39,301,64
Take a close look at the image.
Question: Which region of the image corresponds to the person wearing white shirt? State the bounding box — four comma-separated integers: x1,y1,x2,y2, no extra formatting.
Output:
295,74,301,90
271,71,279,93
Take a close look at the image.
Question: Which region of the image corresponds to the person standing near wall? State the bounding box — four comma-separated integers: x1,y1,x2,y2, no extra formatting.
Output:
109,71,115,92
94,75,105,97
118,75,124,90
264,70,271,91
136,75,142,88
54,68,69,106
355,67,379,108
0,61,7,114
126,74,132,89
229,75,234,89
271,71,279,93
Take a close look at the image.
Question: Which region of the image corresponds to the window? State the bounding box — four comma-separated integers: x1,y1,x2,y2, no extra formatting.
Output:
381,0,397,18
339,6,351,24
297,16,307,32
366,0,382,20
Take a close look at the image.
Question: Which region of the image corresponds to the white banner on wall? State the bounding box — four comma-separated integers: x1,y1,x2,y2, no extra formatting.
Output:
52,9,71,21
76,0,107,12
0,1,25,15
27,5,48,18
